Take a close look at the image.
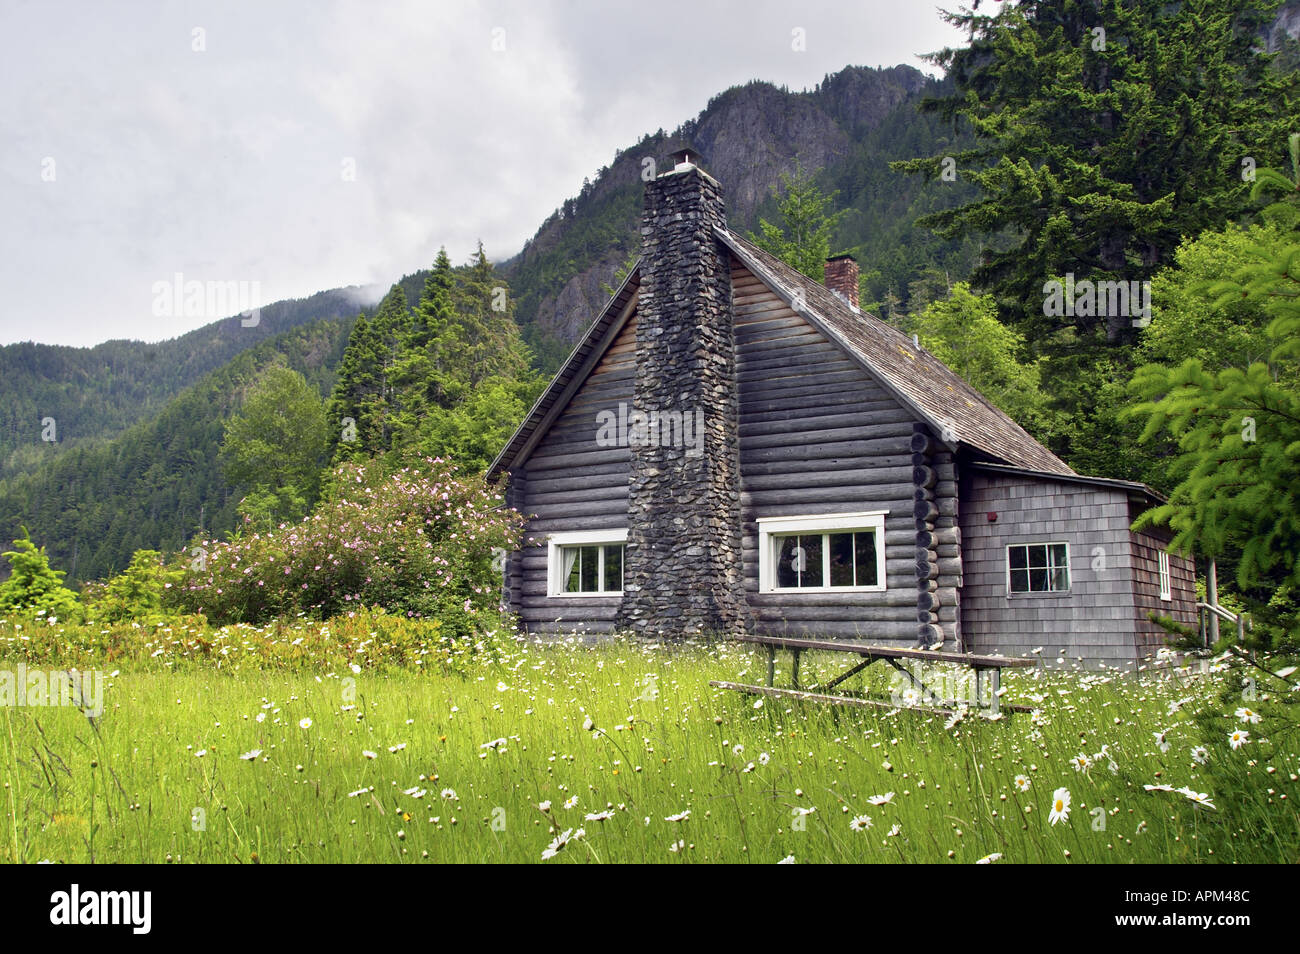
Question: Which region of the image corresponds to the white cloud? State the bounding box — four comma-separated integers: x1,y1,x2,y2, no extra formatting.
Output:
0,0,963,347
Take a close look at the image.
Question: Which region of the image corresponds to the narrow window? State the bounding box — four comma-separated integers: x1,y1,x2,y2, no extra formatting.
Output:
1158,550,1171,601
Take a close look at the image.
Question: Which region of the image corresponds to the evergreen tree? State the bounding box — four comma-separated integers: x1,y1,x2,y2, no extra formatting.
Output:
389,249,456,450
895,0,1296,344
750,164,842,281
0,526,80,619
1126,142,1300,645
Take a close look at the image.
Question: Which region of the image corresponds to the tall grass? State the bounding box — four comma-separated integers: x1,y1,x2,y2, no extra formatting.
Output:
2,623,1295,863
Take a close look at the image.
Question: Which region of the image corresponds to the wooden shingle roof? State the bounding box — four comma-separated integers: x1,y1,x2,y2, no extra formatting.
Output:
489,230,1075,480
716,229,1074,476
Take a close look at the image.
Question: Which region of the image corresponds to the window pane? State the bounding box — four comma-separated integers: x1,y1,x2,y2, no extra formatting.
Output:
776,536,800,588
1029,567,1048,591
854,532,878,586
603,545,623,592
561,547,579,592
1010,568,1029,592
579,546,599,593
1009,545,1028,570
799,535,823,587
828,533,855,586
1026,544,1049,570
1050,567,1069,591
1049,544,1068,569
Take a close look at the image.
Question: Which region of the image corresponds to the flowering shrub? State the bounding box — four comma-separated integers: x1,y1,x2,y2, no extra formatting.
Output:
174,459,523,637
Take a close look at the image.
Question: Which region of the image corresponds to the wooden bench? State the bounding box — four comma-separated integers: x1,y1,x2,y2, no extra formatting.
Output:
710,634,1038,717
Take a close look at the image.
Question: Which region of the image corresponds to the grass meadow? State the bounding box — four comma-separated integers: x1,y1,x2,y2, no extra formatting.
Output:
1,617,1297,864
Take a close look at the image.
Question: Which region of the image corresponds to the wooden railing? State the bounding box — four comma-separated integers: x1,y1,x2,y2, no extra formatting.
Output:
1197,600,1250,646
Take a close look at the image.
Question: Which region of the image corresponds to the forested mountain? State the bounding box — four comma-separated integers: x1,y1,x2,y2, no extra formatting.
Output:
0,318,353,583
499,65,983,368
0,287,376,481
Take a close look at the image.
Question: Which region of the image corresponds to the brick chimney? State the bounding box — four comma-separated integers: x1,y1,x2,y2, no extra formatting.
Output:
615,148,747,638
825,254,860,310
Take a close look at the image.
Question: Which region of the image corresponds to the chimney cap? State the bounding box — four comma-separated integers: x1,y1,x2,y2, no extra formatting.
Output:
826,253,858,264
670,145,704,169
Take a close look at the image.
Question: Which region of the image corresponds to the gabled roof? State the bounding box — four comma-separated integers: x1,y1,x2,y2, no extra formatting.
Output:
489,231,1075,480
488,266,639,480
717,229,1074,476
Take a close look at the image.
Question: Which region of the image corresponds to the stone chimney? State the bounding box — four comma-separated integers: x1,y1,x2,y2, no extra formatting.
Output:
825,254,860,310
615,149,747,638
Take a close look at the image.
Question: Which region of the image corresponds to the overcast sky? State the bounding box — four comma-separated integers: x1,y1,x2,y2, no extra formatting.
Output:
0,1,967,348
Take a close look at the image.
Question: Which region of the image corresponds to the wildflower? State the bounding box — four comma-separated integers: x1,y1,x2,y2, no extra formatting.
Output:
362,750,377,760
403,787,427,799
1235,707,1261,725
541,828,576,861
585,810,614,822
1229,729,1250,750
299,718,313,730
1153,730,1170,753
867,792,895,806
441,788,458,800
732,743,744,756
582,717,595,732
901,687,922,707
1071,754,1091,773
564,796,579,810
388,743,407,753
1014,775,1031,793
976,852,1003,864
849,815,873,832
1191,746,1208,765
887,824,901,837
255,712,266,723
669,840,685,853
1144,783,1175,793
194,749,207,758
664,810,691,823
1176,787,1216,810
480,738,506,751
758,752,770,766
239,749,262,761
777,855,795,864
350,663,361,675
1048,787,1071,826
538,801,551,813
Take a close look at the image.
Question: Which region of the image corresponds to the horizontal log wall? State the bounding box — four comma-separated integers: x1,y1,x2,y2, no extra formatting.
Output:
510,312,637,635
733,263,923,643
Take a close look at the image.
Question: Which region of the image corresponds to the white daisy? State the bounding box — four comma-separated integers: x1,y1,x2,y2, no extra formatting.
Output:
1048,787,1071,826
867,792,895,806
1014,775,1031,792
849,815,873,831
975,852,1003,864
1235,706,1261,724
664,810,691,822
1229,729,1250,750
239,749,262,761
299,717,312,730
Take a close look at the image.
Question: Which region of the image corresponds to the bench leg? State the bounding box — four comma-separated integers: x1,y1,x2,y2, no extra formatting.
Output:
975,667,1001,717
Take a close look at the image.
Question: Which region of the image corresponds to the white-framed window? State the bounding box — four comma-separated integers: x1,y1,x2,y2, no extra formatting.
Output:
1006,542,1070,594
546,529,627,597
1158,549,1172,601
757,512,887,593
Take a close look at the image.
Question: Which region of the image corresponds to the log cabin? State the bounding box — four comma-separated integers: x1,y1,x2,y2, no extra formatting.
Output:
488,149,1197,668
